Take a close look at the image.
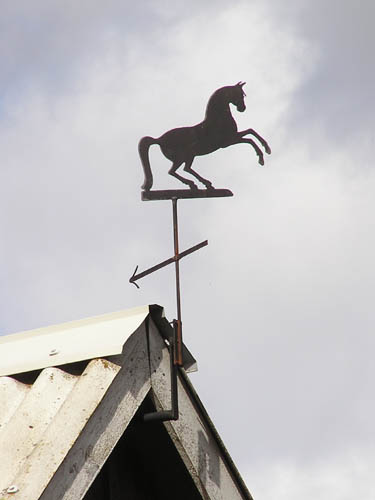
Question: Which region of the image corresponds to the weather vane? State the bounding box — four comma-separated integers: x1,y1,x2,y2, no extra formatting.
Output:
130,82,270,420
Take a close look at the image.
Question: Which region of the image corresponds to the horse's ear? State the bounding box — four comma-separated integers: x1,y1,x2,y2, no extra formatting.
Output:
239,81,246,87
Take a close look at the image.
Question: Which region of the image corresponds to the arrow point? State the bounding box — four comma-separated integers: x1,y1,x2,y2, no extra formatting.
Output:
129,265,140,289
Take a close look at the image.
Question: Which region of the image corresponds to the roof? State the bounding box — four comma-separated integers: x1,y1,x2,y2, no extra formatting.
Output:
0,304,196,377
0,305,252,500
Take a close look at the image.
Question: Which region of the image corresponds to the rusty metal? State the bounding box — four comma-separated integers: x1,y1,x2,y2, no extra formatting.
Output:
138,196,209,423
172,198,183,367
129,240,208,288
142,188,233,201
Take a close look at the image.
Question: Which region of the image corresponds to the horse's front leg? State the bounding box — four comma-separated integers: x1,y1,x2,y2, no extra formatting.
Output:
237,137,265,166
239,128,271,155
183,158,214,190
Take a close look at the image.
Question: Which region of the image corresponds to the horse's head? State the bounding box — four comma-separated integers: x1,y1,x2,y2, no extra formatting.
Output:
230,82,246,112
205,82,247,121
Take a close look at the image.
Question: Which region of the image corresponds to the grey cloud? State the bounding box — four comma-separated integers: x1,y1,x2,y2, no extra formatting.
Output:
264,0,375,150
1,3,375,497
0,0,187,103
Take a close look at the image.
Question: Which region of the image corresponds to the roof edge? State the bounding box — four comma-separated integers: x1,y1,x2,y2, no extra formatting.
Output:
179,368,254,500
0,305,150,345
0,305,197,377
0,306,150,377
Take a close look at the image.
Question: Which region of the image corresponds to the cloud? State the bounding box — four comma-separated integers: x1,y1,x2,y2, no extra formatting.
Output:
1,0,301,330
1,3,374,498
263,0,375,154
185,156,375,466
246,449,375,500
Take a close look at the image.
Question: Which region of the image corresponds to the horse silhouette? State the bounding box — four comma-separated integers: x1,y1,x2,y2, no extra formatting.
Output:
139,82,271,191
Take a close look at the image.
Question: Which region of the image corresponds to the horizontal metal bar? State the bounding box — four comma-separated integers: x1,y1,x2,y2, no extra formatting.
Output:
142,188,233,201
178,239,208,260
129,240,208,286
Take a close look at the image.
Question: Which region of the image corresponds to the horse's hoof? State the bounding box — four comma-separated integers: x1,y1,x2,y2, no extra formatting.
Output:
265,145,271,154
258,157,264,166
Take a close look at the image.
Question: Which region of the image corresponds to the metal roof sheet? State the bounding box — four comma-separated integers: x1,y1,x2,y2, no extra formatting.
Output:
0,306,251,500
0,356,146,499
0,305,149,377
0,317,153,500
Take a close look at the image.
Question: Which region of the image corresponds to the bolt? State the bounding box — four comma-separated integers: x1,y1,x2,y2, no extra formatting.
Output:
7,485,19,494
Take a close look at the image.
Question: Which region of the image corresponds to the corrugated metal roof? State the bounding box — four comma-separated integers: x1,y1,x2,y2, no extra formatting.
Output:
0,305,149,377
0,358,126,499
0,312,153,500
0,305,250,500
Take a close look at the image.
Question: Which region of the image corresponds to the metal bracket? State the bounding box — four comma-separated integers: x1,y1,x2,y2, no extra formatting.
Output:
136,190,232,422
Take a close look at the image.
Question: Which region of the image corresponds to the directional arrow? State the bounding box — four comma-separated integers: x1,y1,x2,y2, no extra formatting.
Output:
129,239,208,288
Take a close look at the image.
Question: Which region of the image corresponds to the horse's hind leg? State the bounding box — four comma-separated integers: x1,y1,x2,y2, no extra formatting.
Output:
183,158,214,190
168,160,198,190
239,128,271,154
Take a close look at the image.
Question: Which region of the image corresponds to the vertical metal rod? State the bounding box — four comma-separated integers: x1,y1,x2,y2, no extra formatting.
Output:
172,198,183,366
142,200,183,423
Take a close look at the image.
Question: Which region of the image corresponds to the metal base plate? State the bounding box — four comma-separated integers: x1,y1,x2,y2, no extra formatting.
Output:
141,188,233,201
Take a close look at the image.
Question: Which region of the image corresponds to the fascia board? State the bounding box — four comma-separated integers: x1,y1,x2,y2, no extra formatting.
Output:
0,305,149,377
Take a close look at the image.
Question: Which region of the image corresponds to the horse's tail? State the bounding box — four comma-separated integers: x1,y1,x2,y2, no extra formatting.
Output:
138,136,159,190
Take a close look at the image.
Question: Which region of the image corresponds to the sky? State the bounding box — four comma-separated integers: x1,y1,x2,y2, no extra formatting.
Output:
1,1,374,498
